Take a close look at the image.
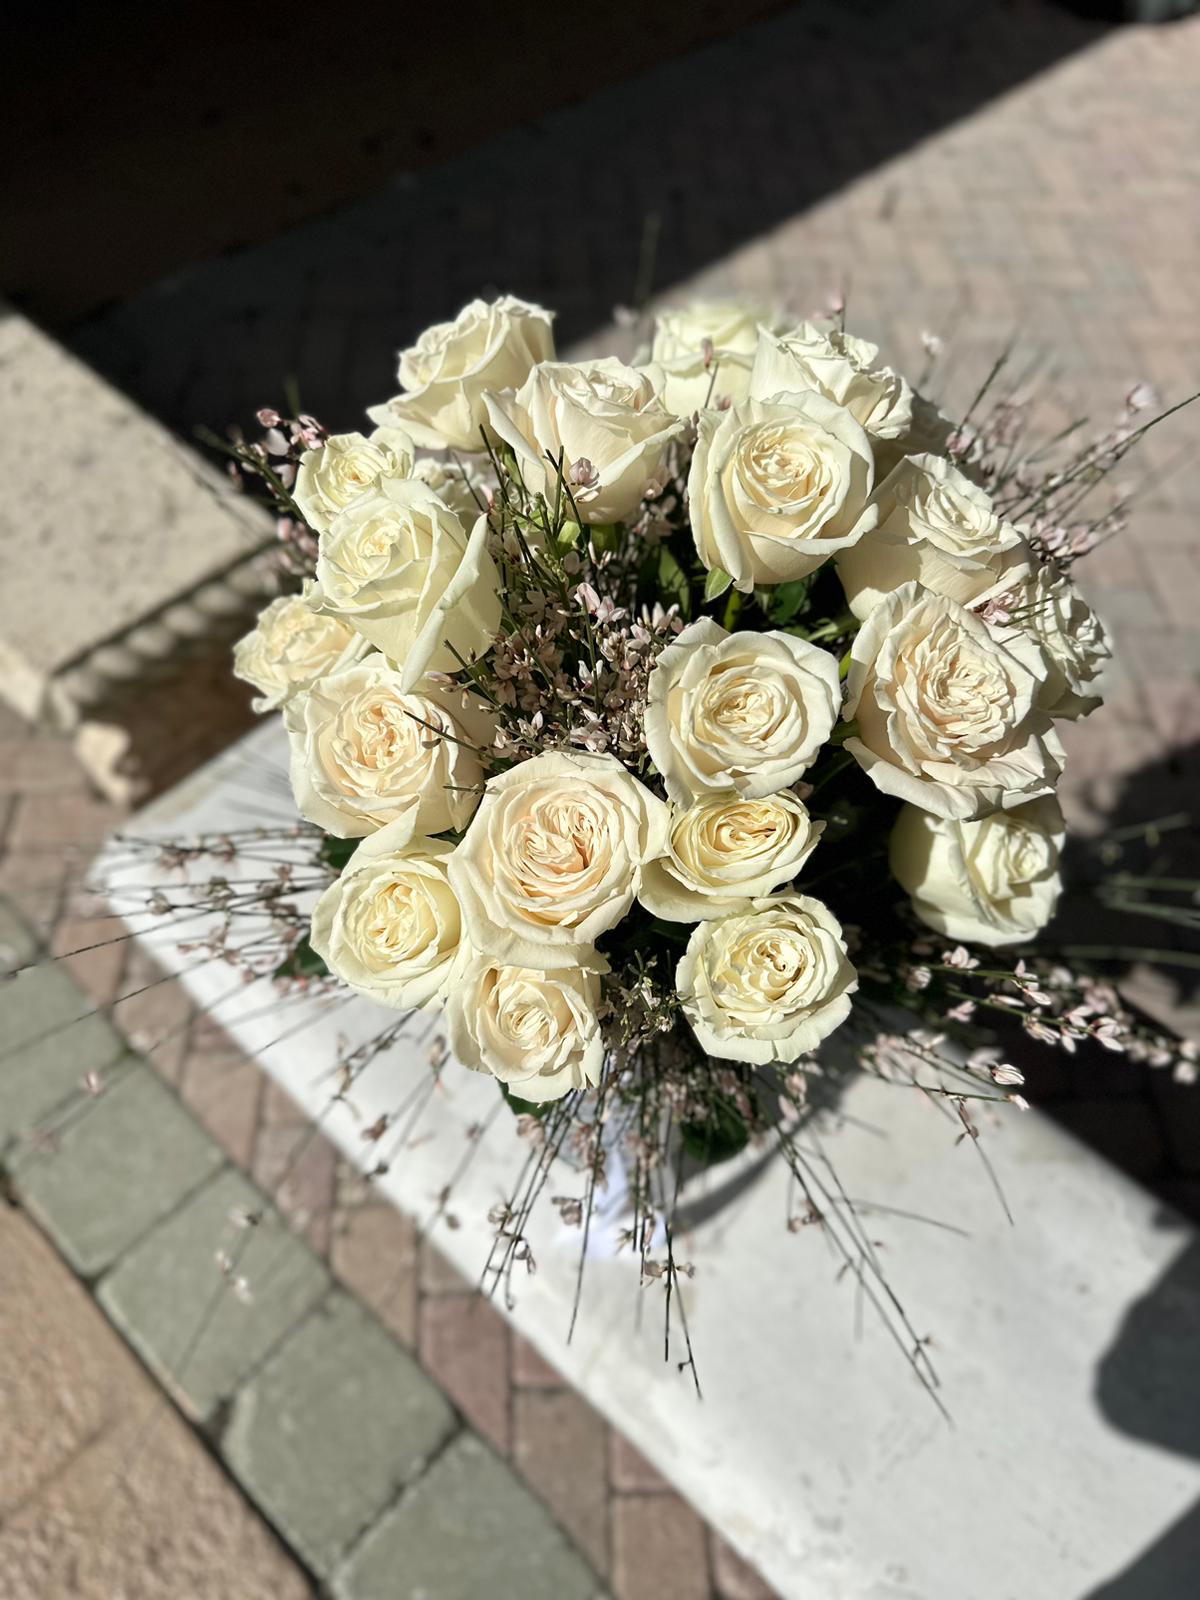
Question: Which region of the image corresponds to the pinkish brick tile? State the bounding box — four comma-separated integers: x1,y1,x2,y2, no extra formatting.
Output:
331,1201,418,1348
50,912,127,1009
609,1429,672,1495
114,948,194,1083
419,1292,510,1456
511,1332,563,1389
250,1121,337,1256
419,1239,472,1295
711,1533,777,1600
513,1388,609,1576
612,1492,710,1600
181,1045,263,1171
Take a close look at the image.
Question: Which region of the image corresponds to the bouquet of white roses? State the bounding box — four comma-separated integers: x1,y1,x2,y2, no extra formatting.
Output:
207,293,1192,1371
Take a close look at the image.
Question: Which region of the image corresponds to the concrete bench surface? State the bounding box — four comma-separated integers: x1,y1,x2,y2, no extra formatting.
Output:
106,721,1200,1600
0,306,270,727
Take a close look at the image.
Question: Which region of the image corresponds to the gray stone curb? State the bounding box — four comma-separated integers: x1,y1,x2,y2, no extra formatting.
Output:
0,894,606,1597
224,1289,457,1578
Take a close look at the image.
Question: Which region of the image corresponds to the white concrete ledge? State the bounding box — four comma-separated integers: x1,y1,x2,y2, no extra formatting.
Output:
105,720,1200,1600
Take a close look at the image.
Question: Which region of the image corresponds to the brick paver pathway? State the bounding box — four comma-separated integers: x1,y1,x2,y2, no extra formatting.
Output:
3,5,1198,1595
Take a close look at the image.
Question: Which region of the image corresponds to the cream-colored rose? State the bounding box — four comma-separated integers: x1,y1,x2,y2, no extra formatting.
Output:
980,562,1111,720
483,358,685,525
446,956,605,1103
309,823,463,1009
367,296,554,452
688,392,876,592
293,426,414,533
639,790,823,922
678,894,857,1064
890,796,1065,947
650,300,778,416
645,619,841,804
308,479,500,690
843,582,1065,821
284,654,494,838
448,750,670,969
411,457,491,522
873,390,957,480
232,588,369,712
750,322,913,442
836,453,1032,621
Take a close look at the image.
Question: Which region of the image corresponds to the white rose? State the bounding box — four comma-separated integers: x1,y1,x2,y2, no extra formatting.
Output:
446,955,605,1103
836,453,1033,621
309,823,463,1009
688,392,876,592
293,426,414,533
367,296,554,452
890,796,1065,947
639,790,823,922
448,750,669,969
980,562,1111,720
308,479,500,690
843,582,1065,822
483,358,685,525
750,322,913,442
284,654,494,838
411,456,491,522
232,588,369,712
678,894,857,1065
645,619,841,804
872,390,957,480
650,300,778,416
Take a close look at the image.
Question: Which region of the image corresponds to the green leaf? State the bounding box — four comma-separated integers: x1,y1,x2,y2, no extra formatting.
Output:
499,1081,552,1119
319,834,359,872
274,935,330,981
762,575,816,625
554,518,583,553
589,521,622,555
703,566,733,603
680,1092,752,1166
656,546,692,619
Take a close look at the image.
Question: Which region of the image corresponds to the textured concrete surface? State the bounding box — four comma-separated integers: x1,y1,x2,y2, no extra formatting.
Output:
98,1166,331,1422
332,1433,601,1600
0,1204,314,1600
0,309,270,728
225,1291,456,1576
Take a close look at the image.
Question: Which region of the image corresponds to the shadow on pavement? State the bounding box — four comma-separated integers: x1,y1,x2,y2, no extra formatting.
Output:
11,1,1113,436
1085,1230,1200,1597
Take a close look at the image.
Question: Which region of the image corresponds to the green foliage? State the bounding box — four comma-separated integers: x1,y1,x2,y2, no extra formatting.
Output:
274,935,330,981
760,574,817,626
655,546,692,619
703,566,733,603
319,834,358,872
680,1090,753,1166
499,1081,553,1119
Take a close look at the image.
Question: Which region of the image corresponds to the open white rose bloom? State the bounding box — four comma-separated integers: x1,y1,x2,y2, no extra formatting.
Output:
213,294,1196,1372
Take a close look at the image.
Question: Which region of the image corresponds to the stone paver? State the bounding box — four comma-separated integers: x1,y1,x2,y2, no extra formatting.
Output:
0,1204,313,1600
16,1062,223,1275
225,1291,456,1577
0,964,127,1153
98,1166,330,1422
612,1491,712,1600
333,1432,600,1600
513,1387,611,1577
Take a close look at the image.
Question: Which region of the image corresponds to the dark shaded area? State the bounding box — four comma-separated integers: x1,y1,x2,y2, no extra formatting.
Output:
1012,739,1200,1221
4,1,1112,440
1085,1235,1200,1597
